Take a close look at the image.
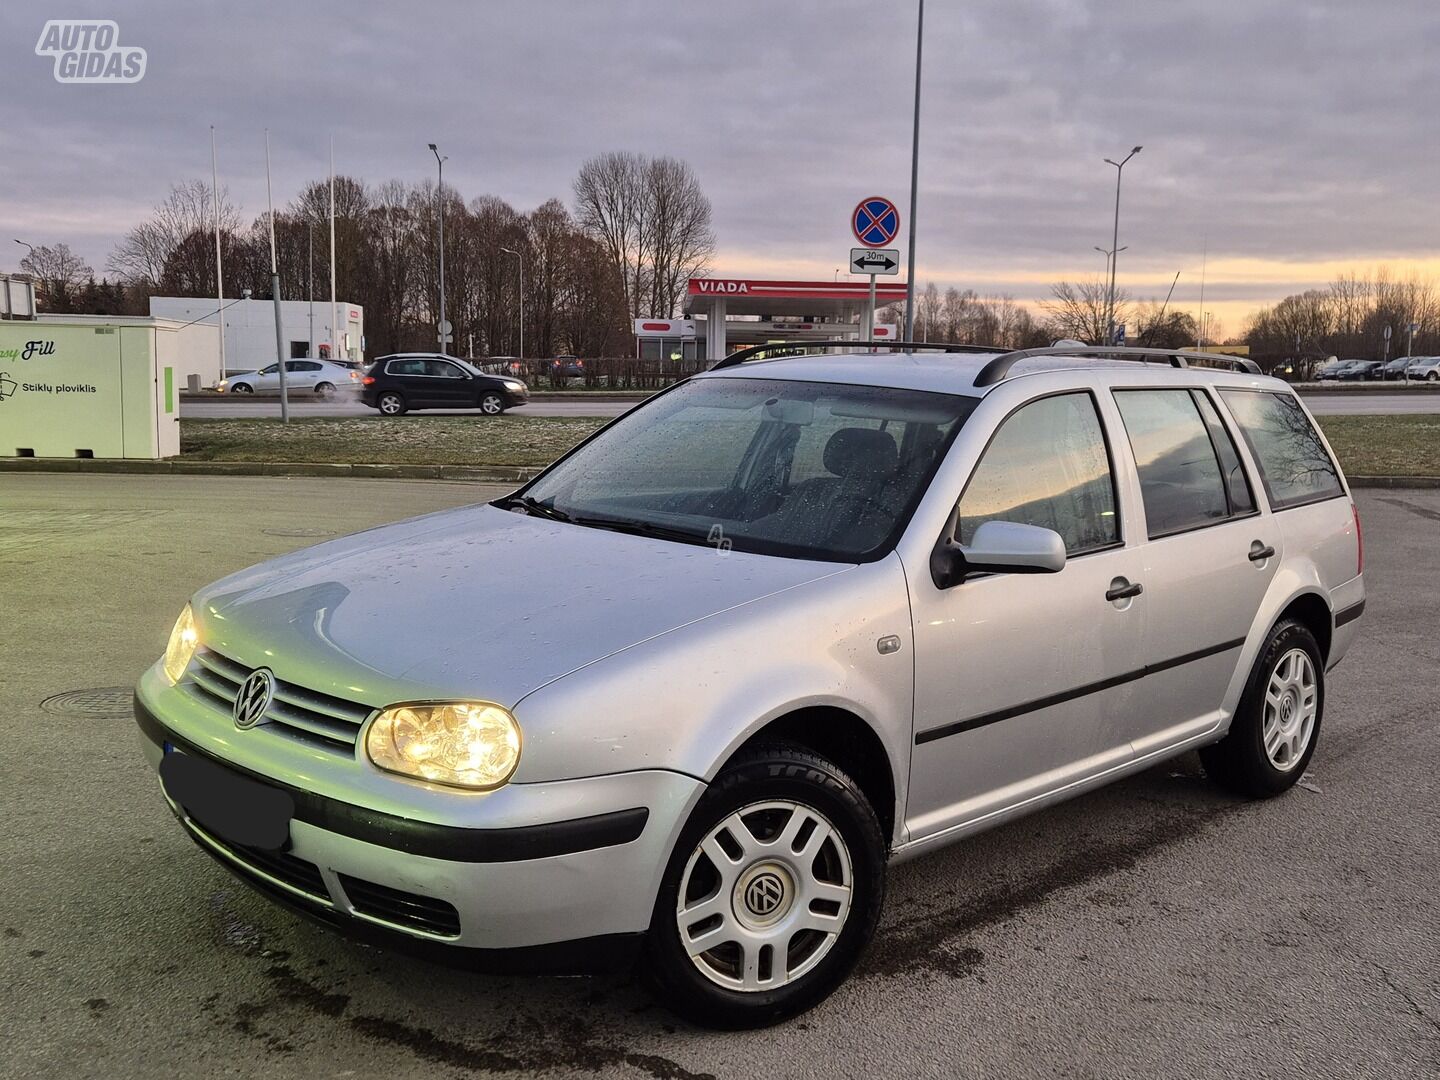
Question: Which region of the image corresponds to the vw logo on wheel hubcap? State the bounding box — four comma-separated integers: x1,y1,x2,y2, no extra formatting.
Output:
745,872,785,917
233,669,275,729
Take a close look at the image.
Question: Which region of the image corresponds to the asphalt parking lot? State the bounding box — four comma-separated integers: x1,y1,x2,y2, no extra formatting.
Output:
1,474,1436,1080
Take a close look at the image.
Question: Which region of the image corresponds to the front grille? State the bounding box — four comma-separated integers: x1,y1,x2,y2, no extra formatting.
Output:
337,873,462,938
185,647,373,753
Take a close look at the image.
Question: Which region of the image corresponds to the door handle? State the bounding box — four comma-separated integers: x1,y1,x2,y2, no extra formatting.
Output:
1248,542,1276,563
1105,579,1143,602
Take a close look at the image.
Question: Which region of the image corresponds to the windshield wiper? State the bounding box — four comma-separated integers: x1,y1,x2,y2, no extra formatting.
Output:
495,494,572,522
569,515,713,547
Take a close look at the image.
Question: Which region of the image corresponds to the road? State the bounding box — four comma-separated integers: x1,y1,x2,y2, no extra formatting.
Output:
182,392,1440,419
183,396,636,418
1,475,1436,1079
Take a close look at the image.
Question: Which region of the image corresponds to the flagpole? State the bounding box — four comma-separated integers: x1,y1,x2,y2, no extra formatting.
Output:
210,126,226,386
329,137,339,362
266,129,290,422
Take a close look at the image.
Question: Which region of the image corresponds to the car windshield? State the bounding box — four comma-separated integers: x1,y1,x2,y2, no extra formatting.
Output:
509,376,978,562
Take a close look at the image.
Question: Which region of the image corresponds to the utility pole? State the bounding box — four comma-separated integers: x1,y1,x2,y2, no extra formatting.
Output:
1103,146,1142,344
211,126,226,385
902,0,924,341
501,246,524,362
429,143,448,353
265,129,290,422
329,137,338,362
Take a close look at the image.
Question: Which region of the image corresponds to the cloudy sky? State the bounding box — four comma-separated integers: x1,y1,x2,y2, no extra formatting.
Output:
4,0,1439,331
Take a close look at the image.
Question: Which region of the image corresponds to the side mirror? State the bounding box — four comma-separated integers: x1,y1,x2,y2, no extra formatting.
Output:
930,520,1067,589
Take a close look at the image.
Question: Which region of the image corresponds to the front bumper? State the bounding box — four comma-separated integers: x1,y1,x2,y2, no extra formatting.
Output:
134,668,703,965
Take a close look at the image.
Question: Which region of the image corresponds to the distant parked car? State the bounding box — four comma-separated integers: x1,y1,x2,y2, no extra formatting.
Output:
1379,357,1414,380
542,355,585,379
1335,360,1383,381
1405,356,1440,381
219,359,361,397
361,353,529,416
1313,359,1350,381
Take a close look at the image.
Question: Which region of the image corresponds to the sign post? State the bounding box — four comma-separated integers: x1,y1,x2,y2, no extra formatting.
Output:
852,197,901,346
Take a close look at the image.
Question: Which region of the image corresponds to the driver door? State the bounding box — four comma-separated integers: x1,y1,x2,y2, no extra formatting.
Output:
905,391,1147,842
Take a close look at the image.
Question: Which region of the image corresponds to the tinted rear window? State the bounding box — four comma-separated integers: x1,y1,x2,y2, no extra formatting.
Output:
1218,390,1344,509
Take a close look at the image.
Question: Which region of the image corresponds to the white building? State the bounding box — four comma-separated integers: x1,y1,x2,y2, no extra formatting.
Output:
148,296,364,384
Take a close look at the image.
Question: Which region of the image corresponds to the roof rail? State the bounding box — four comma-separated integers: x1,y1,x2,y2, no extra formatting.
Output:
710,340,1002,371
973,345,1263,387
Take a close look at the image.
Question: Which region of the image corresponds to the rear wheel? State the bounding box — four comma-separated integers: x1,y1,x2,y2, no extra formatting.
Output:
1429,372,1439,382
1201,619,1324,797
644,745,886,1029
377,391,407,416
314,381,335,398
480,392,505,416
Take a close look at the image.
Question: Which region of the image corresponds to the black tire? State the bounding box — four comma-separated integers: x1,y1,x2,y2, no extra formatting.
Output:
230,382,253,394
1200,619,1324,798
1429,372,1439,382
479,392,505,416
377,391,407,416
314,381,335,398
643,744,886,1029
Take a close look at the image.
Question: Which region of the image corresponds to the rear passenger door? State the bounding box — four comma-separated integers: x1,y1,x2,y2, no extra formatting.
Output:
385,358,436,406
1110,386,1276,753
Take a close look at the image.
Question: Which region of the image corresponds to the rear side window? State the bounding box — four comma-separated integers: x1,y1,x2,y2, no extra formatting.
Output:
1219,391,1344,509
958,392,1119,555
387,359,426,375
1113,389,1252,537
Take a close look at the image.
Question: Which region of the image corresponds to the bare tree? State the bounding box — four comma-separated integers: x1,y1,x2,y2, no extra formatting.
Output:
1042,278,1130,344
108,180,240,288
20,242,94,310
574,151,649,318
642,156,715,318
575,152,714,321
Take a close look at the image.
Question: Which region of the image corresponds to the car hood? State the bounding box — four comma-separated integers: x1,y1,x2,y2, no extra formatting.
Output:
193,504,850,709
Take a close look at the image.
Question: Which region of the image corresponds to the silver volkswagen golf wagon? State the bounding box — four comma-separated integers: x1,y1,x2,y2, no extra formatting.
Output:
135,343,1365,1028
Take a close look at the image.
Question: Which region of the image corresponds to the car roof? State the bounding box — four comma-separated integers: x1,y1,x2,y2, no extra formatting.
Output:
696,349,1282,398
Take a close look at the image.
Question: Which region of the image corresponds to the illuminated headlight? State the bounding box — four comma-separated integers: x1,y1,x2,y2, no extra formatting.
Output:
503,380,525,391
365,702,521,790
163,604,199,684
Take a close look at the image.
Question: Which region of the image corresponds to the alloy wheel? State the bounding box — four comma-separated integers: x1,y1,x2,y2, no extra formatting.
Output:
1262,648,1318,771
675,799,852,992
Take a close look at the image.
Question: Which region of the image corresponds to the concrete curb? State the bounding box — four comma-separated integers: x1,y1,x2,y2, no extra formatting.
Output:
0,458,541,483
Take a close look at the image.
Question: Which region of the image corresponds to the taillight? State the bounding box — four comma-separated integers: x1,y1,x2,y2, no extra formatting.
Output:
1353,502,1364,575
362,376,375,385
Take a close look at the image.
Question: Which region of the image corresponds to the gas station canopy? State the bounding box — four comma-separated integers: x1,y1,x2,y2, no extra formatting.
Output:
679,277,909,362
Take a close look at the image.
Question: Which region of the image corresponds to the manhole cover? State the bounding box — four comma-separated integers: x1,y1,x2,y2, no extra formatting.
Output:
40,687,133,719
262,527,335,538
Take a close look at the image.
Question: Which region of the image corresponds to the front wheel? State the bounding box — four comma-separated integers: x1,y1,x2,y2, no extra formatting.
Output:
377,391,407,416
230,382,253,394
480,392,505,416
643,745,886,1029
1201,619,1324,797
1429,372,1439,382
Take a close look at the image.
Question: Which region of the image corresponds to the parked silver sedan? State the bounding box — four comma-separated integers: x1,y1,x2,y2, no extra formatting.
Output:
135,343,1365,1027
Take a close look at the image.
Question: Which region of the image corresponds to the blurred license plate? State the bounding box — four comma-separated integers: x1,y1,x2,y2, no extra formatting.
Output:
160,748,294,852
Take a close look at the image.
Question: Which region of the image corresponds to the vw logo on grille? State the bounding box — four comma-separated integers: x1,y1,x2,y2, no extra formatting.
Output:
233,669,275,730
745,872,785,917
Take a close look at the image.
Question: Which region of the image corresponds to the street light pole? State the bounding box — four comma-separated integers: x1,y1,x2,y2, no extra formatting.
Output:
501,246,524,362
902,0,924,341
1103,146,1142,343
428,144,448,353
13,239,34,264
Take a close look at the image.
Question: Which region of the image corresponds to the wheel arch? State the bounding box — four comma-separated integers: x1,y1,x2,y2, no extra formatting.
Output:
724,705,898,848
1270,590,1333,665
